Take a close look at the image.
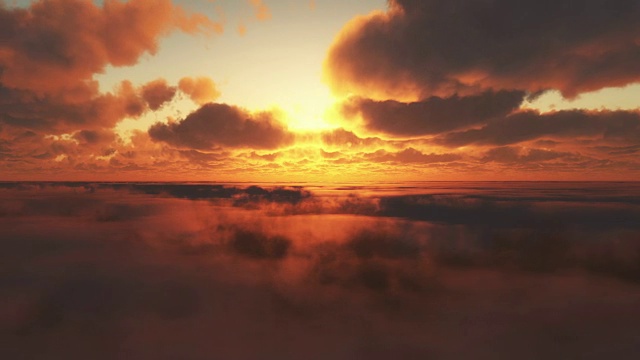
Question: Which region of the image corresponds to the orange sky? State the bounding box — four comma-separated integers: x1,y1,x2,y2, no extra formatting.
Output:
1,0,640,181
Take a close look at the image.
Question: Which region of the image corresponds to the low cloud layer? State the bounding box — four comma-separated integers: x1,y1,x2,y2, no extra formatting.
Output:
2,183,640,359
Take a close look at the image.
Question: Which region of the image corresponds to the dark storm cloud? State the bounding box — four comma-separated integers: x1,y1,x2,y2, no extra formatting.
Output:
148,103,295,150
343,90,525,136
326,0,640,100
436,110,640,147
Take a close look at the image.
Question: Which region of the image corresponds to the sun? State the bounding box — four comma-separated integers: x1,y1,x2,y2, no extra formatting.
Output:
277,88,340,131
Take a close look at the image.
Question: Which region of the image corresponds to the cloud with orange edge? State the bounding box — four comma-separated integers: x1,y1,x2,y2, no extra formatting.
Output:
178,77,221,105
0,0,222,95
324,0,640,101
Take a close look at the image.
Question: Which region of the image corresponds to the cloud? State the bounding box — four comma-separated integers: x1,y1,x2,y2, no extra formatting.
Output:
436,109,640,147
0,81,143,133
249,0,271,21
2,183,640,359
481,146,580,164
230,229,291,259
343,90,525,136
364,148,461,164
346,229,420,260
148,103,294,150
318,0,640,177
0,0,222,95
178,77,221,105
0,76,186,135
321,128,385,149
72,129,117,146
125,183,310,206
0,0,219,139
325,0,640,100
141,79,176,111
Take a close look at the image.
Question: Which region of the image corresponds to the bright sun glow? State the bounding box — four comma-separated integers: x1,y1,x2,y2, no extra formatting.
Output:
113,89,340,143
277,89,340,131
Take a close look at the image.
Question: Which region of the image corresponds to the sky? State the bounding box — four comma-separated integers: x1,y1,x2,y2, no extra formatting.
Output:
1,0,640,181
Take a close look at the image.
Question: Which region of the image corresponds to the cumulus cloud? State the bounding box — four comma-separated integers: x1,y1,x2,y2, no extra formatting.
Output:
0,76,186,135
322,0,640,177
141,79,176,111
0,0,222,95
325,0,640,100
0,81,139,134
0,0,222,160
343,90,525,136
178,77,221,105
148,103,294,150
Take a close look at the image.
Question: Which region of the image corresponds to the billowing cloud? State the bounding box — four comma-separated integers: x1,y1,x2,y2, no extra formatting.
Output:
343,90,525,136
0,81,141,133
141,79,176,111
148,103,294,150
0,77,184,135
325,0,640,100
178,77,221,105
0,0,222,95
0,0,221,144
320,0,640,178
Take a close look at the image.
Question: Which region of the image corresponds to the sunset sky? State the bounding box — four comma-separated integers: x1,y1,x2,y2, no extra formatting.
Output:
3,2,640,357
1,0,640,181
